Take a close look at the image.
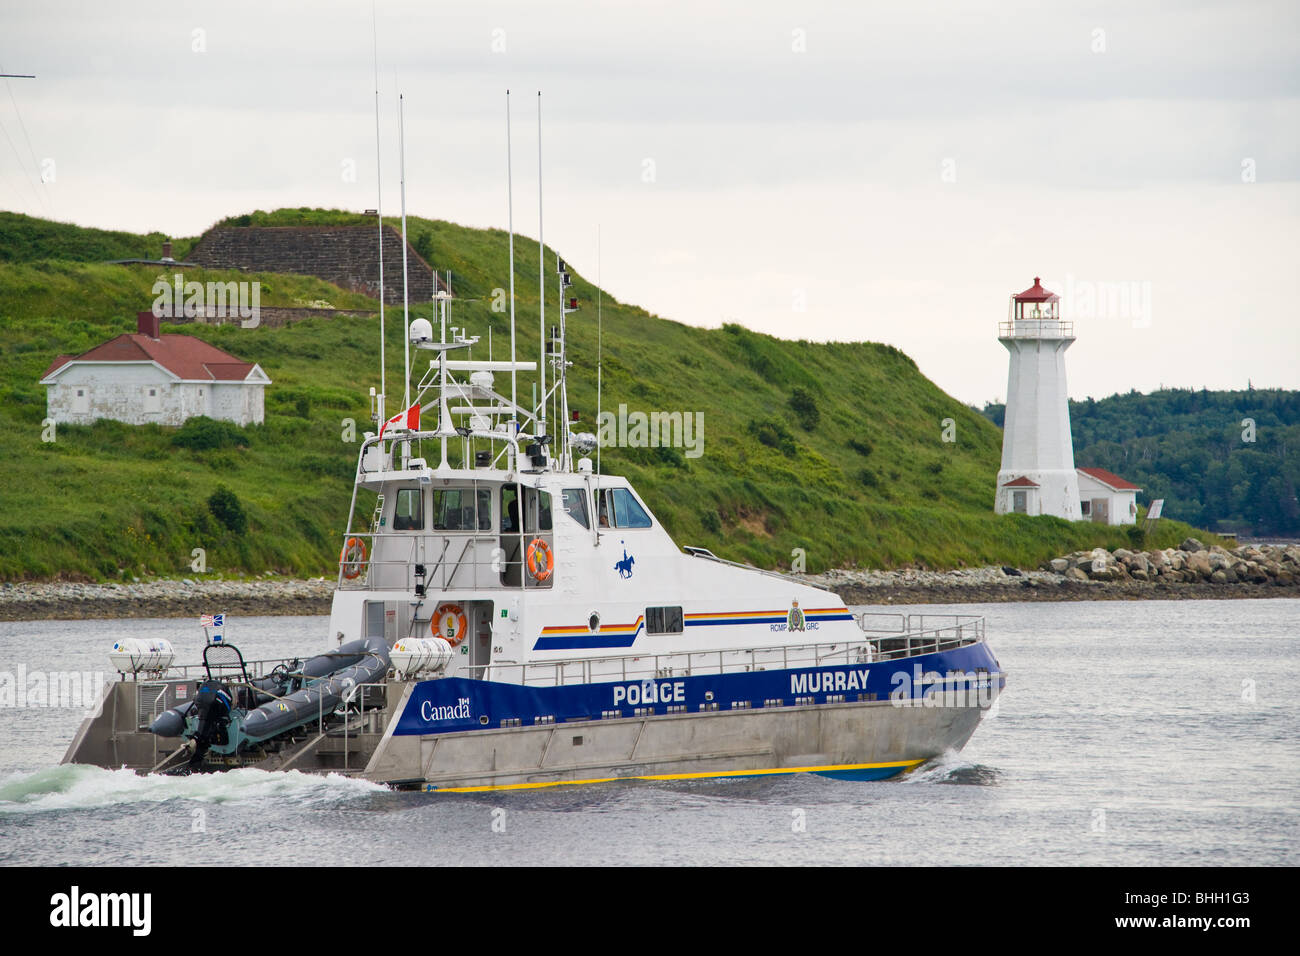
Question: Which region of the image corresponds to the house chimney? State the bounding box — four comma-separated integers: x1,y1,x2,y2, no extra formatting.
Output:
137,310,161,339
161,240,173,262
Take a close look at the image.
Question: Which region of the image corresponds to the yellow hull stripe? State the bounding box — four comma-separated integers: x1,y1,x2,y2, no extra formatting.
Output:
423,757,925,793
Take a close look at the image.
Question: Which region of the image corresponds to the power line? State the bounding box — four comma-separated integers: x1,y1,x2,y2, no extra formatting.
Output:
2,72,52,214
0,65,48,214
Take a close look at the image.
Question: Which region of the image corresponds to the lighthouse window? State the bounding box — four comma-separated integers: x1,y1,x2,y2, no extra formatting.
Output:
646,606,684,635
393,487,424,531
561,488,590,529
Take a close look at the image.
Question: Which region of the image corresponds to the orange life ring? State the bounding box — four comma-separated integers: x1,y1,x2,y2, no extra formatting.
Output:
340,536,368,579
526,537,554,581
432,603,469,647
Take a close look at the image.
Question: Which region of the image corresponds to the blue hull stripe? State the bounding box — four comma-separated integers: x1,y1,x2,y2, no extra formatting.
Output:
533,630,641,651
397,642,1003,737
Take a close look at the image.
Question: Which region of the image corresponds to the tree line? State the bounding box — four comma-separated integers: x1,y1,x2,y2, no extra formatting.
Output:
979,387,1300,537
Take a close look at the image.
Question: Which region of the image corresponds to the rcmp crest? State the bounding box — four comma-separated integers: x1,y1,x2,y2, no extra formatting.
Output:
786,600,806,632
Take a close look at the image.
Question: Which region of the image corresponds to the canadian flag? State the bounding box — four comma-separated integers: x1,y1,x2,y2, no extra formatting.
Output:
380,402,421,437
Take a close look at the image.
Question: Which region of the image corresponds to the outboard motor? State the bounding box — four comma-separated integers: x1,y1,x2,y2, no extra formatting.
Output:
186,680,233,769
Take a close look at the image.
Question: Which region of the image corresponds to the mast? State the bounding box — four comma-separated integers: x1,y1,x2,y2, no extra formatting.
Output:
371,4,385,428
537,90,546,439
597,225,602,479
399,93,411,416
506,90,517,432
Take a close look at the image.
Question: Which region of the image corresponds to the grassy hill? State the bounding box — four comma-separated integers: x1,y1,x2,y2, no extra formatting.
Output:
0,208,1211,582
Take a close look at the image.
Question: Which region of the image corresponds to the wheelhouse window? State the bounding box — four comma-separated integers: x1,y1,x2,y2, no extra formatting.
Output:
646,606,684,635
433,487,492,531
525,488,553,533
562,488,590,529
392,487,424,531
503,484,554,533
501,485,520,534
598,488,652,529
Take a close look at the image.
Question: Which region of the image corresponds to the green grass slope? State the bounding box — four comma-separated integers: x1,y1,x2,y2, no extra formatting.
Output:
0,208,1210,581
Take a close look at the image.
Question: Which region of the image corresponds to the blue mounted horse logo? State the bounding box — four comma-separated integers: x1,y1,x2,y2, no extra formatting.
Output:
614,548,635,579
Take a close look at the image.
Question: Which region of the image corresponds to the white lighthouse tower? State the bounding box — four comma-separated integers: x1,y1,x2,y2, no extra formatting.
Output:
994,277,1081,520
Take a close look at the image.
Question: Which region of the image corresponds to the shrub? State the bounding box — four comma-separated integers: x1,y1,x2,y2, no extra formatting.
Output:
208,485,248,535
748,418,797,457
172,416,249,451
788,387,820,430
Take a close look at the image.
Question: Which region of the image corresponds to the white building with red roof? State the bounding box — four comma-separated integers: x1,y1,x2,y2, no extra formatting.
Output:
40,312,271,427
1076,467,1142,526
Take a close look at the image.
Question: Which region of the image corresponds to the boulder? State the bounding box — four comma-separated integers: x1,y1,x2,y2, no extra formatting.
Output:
1181,538,1206,553
1066,567,1090,583
1049,558,1070,573
1210,570,1228,584
1186,552,1214,578
1126,553,1150,574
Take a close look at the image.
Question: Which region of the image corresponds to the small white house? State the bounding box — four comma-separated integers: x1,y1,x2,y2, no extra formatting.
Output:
998,475,1042,516
1076,467,1141,526
41,312,270,427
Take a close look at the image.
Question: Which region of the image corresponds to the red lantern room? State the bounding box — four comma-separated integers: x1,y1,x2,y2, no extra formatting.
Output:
1009,276,1059,321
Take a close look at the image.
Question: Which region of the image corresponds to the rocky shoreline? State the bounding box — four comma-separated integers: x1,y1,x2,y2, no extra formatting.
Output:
2,539,1297,622
800,539,1300,605
0,577,334,623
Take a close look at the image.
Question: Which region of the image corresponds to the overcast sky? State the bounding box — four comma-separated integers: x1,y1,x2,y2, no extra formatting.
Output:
2,0,1297,405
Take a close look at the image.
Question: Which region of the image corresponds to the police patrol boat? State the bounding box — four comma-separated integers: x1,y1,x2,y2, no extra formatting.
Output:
62,249,1004,791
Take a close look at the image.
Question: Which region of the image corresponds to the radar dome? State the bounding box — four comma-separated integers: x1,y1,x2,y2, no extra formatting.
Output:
409,318,434,343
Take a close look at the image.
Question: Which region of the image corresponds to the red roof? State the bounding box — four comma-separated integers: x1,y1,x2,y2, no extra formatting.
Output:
42,333,258,382
42,354,73,379
1077,467,1141,491
1001,476,1039,487
1014,277,1058,303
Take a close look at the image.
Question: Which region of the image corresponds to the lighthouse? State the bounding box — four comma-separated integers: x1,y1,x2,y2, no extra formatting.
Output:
994,277,1081,520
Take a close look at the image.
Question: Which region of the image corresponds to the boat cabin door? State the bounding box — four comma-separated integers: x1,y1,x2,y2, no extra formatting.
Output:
499,484,555,588
469,603,493,673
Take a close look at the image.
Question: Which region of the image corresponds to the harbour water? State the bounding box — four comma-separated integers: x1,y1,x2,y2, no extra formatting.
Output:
1,599,1296,866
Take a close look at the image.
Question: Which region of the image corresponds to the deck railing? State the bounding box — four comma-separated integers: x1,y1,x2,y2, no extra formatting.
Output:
336,531,553,592
466,613,985,687
998,319,1074,338
120,614,986,697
